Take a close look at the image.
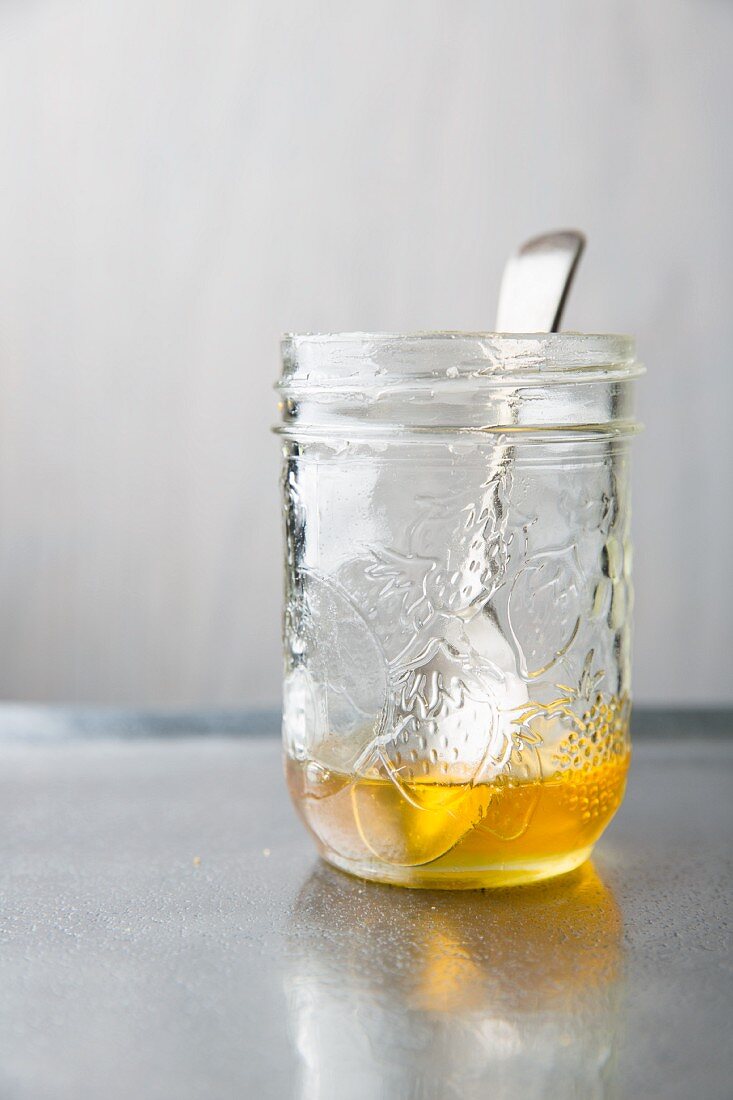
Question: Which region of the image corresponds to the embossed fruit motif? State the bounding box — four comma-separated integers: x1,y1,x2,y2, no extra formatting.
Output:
337,469,511,667
380,638,510,784
507,545,584,678
283,571,388,772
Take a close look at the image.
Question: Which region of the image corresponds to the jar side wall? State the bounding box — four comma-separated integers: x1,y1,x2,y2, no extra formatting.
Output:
280,433,632,884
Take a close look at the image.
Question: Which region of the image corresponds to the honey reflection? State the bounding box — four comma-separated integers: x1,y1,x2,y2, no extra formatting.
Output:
285,862,624,1099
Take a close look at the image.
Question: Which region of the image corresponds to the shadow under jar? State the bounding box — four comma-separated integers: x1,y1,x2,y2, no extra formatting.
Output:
275,333,643,888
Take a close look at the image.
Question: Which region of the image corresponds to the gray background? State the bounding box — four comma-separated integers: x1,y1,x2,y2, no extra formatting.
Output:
0,0,731,707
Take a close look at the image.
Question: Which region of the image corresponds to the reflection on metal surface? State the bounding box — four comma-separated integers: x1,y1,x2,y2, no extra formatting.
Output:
285,862,624,1099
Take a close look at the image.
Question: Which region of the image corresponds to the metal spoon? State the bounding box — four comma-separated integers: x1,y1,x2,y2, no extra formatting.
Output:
457,229,587,775
496,229,585,333
360,230,590,865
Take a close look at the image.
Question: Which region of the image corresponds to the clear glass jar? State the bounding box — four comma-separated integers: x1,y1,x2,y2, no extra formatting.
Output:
276,333,642,888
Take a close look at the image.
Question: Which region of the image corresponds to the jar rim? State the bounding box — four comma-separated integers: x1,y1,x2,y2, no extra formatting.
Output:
277,331,643,436
279,332,640,392
282,330,633,341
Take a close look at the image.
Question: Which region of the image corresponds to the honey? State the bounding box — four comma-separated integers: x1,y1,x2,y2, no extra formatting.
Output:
286,749,629,888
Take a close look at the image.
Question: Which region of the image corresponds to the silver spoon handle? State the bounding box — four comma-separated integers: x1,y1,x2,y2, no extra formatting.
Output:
496,229,585,333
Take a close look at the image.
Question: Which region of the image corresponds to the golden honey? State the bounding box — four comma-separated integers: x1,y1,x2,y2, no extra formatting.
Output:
286,745,629,889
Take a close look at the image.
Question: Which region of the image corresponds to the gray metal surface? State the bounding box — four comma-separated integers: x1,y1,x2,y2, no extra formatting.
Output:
0,723,730,1098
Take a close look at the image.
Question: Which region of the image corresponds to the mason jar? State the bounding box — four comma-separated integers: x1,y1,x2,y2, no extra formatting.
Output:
275,333,642,888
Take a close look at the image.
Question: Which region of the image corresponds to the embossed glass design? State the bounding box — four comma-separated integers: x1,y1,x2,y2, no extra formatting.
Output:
276,333,642,888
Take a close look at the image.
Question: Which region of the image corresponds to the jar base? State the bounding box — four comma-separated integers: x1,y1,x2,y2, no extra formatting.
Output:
320,844,594,890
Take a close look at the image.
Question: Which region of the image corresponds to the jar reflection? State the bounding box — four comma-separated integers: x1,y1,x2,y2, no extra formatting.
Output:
285,862,624,1100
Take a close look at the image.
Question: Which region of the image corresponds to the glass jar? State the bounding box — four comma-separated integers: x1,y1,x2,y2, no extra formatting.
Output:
276,333,642,888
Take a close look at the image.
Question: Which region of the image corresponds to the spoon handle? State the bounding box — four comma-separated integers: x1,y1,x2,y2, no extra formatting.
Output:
495,229,586,333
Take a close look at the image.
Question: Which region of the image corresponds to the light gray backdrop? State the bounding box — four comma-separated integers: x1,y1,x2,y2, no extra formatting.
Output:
0,0,731,706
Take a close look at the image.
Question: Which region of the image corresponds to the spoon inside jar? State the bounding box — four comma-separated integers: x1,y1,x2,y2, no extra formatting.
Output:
496,229,585,333
354,231,589,868
436,231,588,794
